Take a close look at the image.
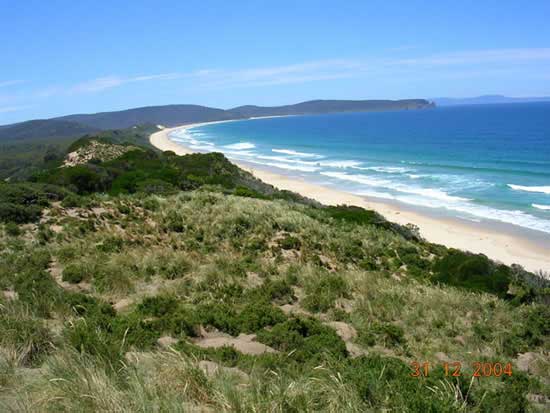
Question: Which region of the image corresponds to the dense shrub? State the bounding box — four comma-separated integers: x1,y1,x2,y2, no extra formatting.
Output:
0,182,67,223
502,304,550,356
4,222,21,237
234,186,267,199
137,295,178,317
257,316,347,363
477,373,530,412
433,249,512,297
195,302,240,336
238,300,286,333
64,292,115,318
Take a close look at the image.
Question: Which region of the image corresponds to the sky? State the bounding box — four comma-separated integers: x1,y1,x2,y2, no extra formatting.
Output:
1,0,550,124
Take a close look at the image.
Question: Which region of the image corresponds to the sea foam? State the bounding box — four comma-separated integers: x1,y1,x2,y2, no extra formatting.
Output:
321,171,470,203
224,142,256,150
272,148,323,158
508,184,550,194
533,204,550,210
248,159,320,172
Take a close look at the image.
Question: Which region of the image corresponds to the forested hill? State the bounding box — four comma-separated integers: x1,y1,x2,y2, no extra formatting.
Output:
227,99,434,118
0,99,434,141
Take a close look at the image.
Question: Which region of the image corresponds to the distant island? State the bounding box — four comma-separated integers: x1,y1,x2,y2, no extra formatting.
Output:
432,95,550,106
0,99,434,141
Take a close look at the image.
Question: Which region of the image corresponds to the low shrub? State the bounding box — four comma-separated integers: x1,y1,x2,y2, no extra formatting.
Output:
247,278,296,304
238,300,286,333
257,316,348,363
433,250,512,297
195,302,240,336
137,295,178,317
4,222,21,237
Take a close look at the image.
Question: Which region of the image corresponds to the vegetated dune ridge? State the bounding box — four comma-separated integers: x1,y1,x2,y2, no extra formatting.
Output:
1,132,548,411
150,123,550,273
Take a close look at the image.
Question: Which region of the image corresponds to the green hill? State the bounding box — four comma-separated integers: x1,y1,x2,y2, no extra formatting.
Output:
0,135,548,411
0,99,434,142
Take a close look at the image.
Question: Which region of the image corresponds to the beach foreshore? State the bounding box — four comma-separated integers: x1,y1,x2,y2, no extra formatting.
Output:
150,123,550,273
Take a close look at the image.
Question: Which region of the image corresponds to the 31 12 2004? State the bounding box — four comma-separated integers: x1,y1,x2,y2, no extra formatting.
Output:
410,361,513,378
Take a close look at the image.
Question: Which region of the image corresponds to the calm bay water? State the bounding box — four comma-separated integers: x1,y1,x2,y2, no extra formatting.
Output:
170,103,550,235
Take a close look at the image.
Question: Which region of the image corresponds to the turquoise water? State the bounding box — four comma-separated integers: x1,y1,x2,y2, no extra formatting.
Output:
169,103,550,235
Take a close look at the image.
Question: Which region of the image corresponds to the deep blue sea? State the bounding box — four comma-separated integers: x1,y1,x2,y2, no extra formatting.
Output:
169,103,550,235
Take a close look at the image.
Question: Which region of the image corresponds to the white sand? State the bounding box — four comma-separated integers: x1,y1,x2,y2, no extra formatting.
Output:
150,123,550,273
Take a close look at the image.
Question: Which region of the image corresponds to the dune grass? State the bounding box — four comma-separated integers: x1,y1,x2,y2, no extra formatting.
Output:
0,188,548,412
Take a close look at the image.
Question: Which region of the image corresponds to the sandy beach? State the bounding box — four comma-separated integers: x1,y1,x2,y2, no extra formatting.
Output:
150,123,550,273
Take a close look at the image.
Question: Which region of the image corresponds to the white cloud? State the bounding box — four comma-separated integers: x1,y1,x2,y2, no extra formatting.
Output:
7,47,550,104
69,73,182,93
392,48,550,67
0,105,32,113
0,80,25,88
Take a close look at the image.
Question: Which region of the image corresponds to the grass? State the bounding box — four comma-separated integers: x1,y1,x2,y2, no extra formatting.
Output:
0,138,548,411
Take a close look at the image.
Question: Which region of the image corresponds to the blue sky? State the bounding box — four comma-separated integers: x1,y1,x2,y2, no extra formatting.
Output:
1,0,550,124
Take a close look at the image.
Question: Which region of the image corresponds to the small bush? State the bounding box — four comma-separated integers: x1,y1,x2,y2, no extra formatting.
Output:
162,210,185,233
247,278,295,304
257,316,347,363
168,307,201,337
4,222,21,237
238,300,286,333
234,186,267,199
433,250,511,297
137,295,178,317
196,302,240,336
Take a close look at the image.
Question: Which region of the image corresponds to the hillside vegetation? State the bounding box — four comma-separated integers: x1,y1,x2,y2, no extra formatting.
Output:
0,125,158,181
0,137,548,412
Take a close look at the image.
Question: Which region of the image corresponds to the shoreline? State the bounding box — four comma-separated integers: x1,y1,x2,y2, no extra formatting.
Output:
150,122,550,273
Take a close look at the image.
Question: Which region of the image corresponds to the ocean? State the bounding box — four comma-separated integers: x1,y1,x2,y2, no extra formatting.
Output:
169,102,550,236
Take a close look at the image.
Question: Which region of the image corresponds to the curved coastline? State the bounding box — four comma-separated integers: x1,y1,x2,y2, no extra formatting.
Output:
150,121,550,273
